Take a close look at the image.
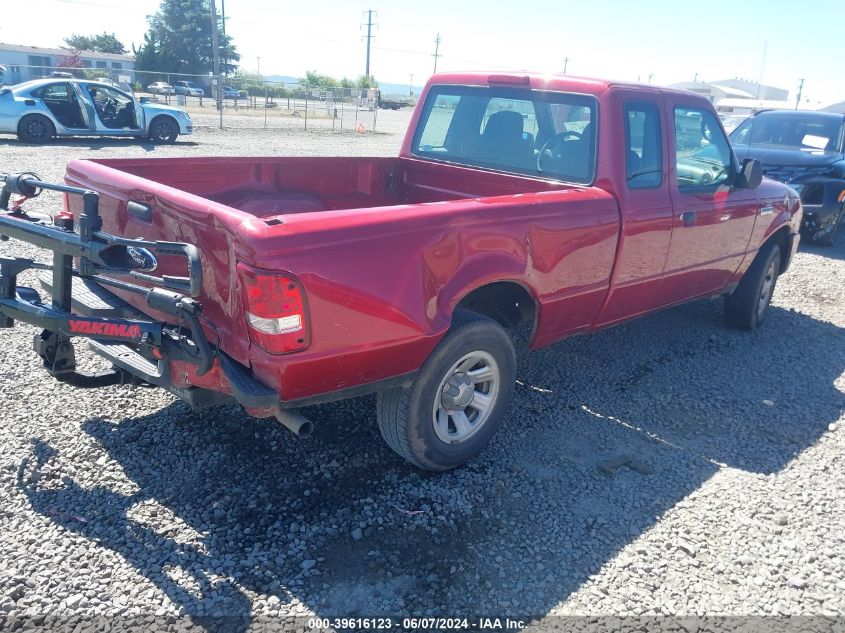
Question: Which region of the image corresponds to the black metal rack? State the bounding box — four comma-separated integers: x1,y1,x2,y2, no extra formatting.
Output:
0,171,213,386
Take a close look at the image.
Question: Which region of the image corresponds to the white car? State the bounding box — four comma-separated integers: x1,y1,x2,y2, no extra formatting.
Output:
147,82,176,96
0,78,192,143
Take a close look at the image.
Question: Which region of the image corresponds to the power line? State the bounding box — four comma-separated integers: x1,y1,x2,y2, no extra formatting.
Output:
432,33,441,74
361,10,377,79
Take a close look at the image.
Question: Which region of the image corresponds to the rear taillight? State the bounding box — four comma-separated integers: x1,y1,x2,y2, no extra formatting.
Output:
237,263,310,354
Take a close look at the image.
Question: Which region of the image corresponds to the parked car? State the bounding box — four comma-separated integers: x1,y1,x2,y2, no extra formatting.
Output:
221,86,246,99
731,110,844,245
147,82,175,96
0,72,801,472
0,78,192,143
720,113,747,134
173,81,204,97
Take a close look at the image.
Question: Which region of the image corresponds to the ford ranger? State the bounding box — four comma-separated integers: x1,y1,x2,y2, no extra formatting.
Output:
0,73,802,471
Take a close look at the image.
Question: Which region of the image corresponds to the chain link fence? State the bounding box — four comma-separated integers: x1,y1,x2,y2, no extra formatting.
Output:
1,65,395,133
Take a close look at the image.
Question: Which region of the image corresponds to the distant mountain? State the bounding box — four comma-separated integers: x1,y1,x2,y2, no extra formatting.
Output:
263,75,300,85
378,81,423,98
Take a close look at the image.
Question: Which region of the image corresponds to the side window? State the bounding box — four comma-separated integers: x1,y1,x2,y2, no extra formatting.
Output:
35,83,72,102
674,107,733,190
624,102,662,189
729,117,752,146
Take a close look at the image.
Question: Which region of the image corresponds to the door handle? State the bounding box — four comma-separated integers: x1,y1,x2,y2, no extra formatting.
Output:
680,211,696,227
127,200,152,223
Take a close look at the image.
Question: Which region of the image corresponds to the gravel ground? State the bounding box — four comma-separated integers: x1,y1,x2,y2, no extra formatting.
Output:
0,114,843,630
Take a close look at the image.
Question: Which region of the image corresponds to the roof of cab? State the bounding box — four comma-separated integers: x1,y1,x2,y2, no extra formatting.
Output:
424,71,708,101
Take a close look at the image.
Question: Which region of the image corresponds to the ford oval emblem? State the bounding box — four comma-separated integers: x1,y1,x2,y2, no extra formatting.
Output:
127,246,158,271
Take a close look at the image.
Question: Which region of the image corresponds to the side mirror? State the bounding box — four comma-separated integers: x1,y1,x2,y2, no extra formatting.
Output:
740,158,763,189
138,96,149,104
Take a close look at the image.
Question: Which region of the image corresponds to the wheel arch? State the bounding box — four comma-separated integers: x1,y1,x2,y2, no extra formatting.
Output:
765,224,793,274
452,279,539,342
147,113,180,138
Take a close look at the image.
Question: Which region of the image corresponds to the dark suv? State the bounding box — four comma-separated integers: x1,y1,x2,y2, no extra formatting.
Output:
731,110,845,245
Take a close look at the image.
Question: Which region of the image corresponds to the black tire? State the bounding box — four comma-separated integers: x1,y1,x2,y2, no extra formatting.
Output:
148,116,179,144
725,240,782,331
376,310,516,471
17,115,55,143
815,205,842,247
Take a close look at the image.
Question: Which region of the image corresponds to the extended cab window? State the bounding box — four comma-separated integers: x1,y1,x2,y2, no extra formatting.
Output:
413,86,597,184
674,107,733,190
625,102,662,188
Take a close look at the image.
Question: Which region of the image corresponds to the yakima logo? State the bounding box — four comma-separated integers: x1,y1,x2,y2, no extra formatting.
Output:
68,320,142,340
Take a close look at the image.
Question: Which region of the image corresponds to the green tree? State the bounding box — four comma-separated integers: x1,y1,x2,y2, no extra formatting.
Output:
302,70,338,88
356,75,378,89
64,32,127,54
133,0,239,75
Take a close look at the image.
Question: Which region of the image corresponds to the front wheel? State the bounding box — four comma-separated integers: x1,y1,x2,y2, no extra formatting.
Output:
377,310,516,471
725,240,781,330
148,116,179,144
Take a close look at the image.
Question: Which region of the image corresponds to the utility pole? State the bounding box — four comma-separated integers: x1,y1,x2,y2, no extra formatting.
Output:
693,72,698,82
362,10,377,80
756,40,768,99
220,0,226,34
210,0,222,129
433,33,441,74
795,78,805,110
409,72,414,96
256,56,262,77
562,57,569,74
647,72,653,84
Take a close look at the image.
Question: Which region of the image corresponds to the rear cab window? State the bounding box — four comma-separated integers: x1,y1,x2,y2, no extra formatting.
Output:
412,85,598,184
624,101,662,188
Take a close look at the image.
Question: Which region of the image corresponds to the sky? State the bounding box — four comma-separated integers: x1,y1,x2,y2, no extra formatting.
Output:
2,0,843,107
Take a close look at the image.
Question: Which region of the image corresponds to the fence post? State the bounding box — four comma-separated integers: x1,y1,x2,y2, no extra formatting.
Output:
304,91,308,131
340,97,344,131
264,85,268,129
373,91,379,131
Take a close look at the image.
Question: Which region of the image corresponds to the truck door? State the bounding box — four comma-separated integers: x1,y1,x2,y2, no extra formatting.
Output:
663,97,757,302
595,91,674,325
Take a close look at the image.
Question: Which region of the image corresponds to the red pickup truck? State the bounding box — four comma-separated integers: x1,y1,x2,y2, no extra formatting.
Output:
0,72,802,471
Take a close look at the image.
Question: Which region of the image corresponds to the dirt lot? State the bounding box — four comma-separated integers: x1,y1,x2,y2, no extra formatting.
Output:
0,115,843,630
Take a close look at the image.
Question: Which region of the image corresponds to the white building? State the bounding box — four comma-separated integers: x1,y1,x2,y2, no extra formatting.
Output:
0,42,134,84
668,80,791,115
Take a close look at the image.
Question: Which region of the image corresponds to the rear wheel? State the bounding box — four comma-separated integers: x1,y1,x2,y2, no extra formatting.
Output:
18,115,55,143
376,310,516,471
725,240,781,330
148,116,179,144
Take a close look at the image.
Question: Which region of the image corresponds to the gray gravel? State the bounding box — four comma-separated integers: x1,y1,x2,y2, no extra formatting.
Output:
0,113,843,627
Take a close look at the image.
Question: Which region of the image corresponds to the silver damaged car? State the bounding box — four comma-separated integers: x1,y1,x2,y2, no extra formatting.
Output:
0,78,193,143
